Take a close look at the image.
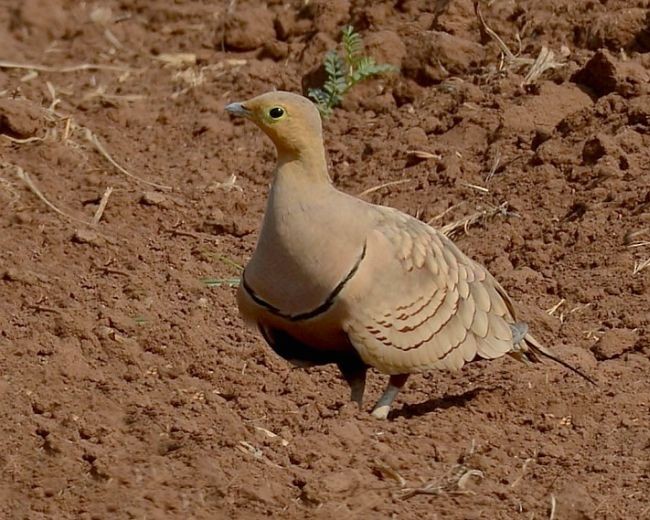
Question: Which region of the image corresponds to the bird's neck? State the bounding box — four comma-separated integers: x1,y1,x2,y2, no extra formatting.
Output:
274,145,331,187
264,144,338,243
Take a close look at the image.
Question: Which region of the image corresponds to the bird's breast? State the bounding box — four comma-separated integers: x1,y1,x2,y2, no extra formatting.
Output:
241,194,365,318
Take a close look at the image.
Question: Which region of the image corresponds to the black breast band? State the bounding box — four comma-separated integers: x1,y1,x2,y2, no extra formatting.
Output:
242,242,367,322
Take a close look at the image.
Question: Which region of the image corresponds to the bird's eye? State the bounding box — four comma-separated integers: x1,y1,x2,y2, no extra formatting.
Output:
269,107,285,119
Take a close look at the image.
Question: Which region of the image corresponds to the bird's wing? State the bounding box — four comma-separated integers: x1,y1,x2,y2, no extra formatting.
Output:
341,207,520,375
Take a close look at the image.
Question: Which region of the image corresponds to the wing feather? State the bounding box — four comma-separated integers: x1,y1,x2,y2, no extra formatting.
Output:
342,208,519,374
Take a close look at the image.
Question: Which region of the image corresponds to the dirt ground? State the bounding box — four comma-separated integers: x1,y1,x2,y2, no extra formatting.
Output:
0,0,649,518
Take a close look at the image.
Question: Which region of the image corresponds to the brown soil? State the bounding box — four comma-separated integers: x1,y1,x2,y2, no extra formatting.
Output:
1,1,649,519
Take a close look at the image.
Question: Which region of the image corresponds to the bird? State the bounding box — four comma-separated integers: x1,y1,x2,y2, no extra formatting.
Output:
225,91,595,419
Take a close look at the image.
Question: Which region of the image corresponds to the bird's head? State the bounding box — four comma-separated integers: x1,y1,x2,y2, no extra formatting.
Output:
225,91,324,160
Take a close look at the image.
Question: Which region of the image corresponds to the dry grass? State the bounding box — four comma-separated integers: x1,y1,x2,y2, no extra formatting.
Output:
546,298,566,319
373,458,407,487
236,440,283,469
384,440,486,500
427,202,466,225
207,174,243,193
461,181,489,194
2,62,171,191
484,149,501,183
78,85,146,105
624,229,649,248
1,134,45,144
474,2,565,85
549,494,557,520
440,201,513,238
92,187,114,225
509,457,535,489
8,100,170,192
624,229,649,275
0,60,134,74
545,298,594,324
10,163,94,225
406,150,442,161
0,67,172,226
632,258,650,275
357,179,413,197
397,464,484,500
1,55,246,219
162,225,221,244
160,58,246,99
83,127,172,191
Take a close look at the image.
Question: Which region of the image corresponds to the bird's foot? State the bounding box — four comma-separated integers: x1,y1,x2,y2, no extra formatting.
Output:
370,404,391,420
370,374,409,420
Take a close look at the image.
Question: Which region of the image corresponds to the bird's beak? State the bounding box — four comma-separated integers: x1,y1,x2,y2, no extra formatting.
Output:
225,102,251,118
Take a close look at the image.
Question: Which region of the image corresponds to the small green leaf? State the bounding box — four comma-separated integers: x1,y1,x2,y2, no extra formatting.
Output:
341,25,363,64
308,88,328,105
309,25,396,117
323,51,345,79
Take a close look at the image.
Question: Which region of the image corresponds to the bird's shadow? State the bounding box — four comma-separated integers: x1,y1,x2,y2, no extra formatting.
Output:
390,387,484,420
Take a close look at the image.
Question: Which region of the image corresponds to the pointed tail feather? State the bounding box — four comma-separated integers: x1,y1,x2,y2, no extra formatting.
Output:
510,323,597,386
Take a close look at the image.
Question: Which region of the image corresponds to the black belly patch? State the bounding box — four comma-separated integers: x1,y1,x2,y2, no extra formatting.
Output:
259,325,363,368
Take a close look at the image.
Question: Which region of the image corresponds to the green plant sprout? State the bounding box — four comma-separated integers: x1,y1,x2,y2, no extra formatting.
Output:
308,26,397,116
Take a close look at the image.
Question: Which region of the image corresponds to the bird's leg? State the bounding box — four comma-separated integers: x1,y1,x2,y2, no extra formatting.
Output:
371,374,410,419
338,363,368,408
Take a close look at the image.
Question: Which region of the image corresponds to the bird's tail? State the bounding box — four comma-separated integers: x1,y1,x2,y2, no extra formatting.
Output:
509,322,597,386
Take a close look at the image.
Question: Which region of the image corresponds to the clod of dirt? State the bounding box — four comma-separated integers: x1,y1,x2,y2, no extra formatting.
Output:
2,268,39,285
200,208,252,237
301,32,339,91
302,468,363,502
636,10,650,51
401,30,484,85
17,0,67,40
574,8,649,52
538,443,565,461
72,229,104,247
275,10,312,41
590,329,639,361
39,477,67,498
302,0,351,37
224,6,276,51
0,98,44,139
553,482,596,520
503,82,592,134
432,0,477,36
101,310,139,337
581,134,617,165
238,479,284,506
404,126,428,148
364,30,407,69
563,201,590,222
531,129,552,151
359,92,396,114
627,95,650,126
572,49,649,98
262,40,289,61
140,191,168,207
358,3,392,28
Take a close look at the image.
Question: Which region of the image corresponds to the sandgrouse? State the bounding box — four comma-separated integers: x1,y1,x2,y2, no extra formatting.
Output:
226,91,594,419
